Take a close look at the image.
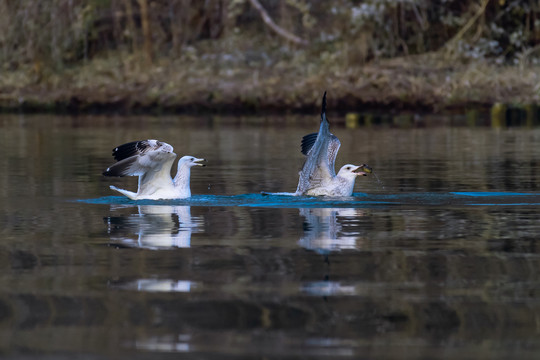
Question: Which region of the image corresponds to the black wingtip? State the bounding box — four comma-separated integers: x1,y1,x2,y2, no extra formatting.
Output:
102,164,126,177
321,91,327,122
112,140,142,162
301,132,318,156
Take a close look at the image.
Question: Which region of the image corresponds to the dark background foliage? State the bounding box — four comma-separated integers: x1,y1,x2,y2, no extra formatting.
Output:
1,0,538,69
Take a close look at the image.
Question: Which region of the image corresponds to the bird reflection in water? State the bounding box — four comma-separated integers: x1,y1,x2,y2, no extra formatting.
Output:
104,205,202,249
298,207,365,254
298,207,365,298
117,278,196,293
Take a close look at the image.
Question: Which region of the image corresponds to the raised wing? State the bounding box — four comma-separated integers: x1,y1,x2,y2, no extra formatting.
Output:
111,140,172,162
103,140,176,177
301,132,318,156
297,131,340,193
325,135,340,177
301,131,340,170
296,92,341,194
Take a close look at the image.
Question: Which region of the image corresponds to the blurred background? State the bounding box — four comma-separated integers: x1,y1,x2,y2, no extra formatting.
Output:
1,0,540,114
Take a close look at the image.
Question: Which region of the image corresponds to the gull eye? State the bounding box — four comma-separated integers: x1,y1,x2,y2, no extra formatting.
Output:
346,166,351,170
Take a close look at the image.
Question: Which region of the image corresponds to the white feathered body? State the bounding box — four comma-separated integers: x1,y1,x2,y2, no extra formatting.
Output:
304,172,356,197
103,140,205,200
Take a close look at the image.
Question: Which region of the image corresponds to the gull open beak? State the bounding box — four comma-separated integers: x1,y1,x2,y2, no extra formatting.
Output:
194,158,206,167
353,164,372,176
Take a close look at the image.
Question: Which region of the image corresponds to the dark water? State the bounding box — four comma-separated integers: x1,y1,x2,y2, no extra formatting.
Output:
1,114,540,359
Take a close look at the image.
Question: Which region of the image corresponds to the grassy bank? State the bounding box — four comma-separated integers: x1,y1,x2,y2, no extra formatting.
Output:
2,46,539,116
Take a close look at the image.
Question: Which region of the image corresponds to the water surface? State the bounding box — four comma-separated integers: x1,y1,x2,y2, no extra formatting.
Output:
1,114,540,359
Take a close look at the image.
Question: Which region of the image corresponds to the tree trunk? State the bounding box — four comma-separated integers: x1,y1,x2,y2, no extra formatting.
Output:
137,0,152,65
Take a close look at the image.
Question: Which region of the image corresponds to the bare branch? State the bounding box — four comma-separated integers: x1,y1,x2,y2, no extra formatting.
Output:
248,0,308,46
444,0,490,52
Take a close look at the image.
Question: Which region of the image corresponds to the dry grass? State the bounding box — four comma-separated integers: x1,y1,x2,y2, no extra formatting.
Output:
1,40,540,114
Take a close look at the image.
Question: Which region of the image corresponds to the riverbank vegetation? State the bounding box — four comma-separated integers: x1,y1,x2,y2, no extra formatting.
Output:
1,0,539,114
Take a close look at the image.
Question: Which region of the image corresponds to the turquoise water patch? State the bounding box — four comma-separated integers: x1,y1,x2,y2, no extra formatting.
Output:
77,193,396,208
77,191,540,208
451,192,534,197
470,203,540,206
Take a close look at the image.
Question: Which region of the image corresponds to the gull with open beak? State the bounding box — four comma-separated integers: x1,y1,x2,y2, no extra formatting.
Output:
266,92,372,196
103,140,205,200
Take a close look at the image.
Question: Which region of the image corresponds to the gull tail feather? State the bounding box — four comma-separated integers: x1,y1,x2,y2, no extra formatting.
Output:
110,185,138,200
261,191,299,196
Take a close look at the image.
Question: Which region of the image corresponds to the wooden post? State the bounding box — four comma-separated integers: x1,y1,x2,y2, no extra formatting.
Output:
491,103,507,128
345,113,360,128
524,104,538,127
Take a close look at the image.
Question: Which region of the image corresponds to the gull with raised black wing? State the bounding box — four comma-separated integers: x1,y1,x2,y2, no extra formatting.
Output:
103,140,205,200
267,92,371,196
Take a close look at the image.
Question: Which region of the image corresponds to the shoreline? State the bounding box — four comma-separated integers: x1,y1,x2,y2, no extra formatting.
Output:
1,55,539,117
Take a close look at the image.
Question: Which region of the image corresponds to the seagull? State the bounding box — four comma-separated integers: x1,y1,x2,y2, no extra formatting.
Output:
267,92,371,196
103,140,205,200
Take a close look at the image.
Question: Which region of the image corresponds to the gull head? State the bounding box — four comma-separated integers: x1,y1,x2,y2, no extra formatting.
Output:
337,164,372,179
179,156,206,167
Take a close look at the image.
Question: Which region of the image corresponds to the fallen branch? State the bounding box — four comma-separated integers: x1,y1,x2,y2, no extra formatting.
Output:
248,0,308,46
